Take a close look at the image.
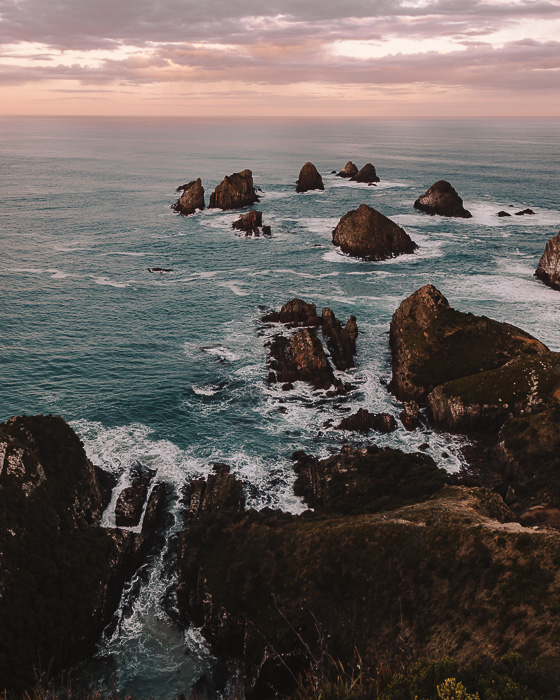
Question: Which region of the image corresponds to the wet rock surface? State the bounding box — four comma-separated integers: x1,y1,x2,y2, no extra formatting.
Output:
335,408,397,433
262,298,321,327
399,401,421,430
336,161,359,178
172,178,205,216
350,162,380,184
535,230,560,291
209,169,260,210
232,209,270,237
115,466,156,527
332,203,417,261
296,162,324,193
414,180,472,218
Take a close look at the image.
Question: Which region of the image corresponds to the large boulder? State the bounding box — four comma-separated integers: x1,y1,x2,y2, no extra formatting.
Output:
389,285,548,402
232,209,270,237
296,162,324,193
332,203,417,261
262,298,321,327
336,161,359,178
414,180,472,218
209,169,260,210
172,178,205,215
535,231,560,291
350,162,380,184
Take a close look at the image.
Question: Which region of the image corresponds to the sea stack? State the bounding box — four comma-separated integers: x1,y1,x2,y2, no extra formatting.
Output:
209,169,260,210
336,161,359,178
414,180,472,218
350,163,380,184
296,162,324,193
332,203,417,261
535,231,560,291
232,210,271,237
172,178,205,216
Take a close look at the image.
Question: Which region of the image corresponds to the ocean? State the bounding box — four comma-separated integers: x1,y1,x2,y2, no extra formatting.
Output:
1,116,559,696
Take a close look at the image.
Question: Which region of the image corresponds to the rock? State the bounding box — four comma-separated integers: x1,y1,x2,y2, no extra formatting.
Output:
172,178,205,216
515,208,535,215
321,307,357,371
0,415,163,692
497,211,511,217
231,209,270,237
350,163,380,184
208,169,259,210
427,352,560,434
115,466,156,527
414,180,472,218
400,401,420,430
296,162,324,193
148,267,173,273
187,463,245,521
336,161,359,178
535,231,560,291
336,408,397,433
389,284,548,402
332,203,418,261
262,298,321,327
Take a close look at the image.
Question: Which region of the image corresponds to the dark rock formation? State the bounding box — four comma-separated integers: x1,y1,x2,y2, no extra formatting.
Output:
515,208,535,215
296,162,324,193
148,267,173,273
535,231,560,291
389,284,548,403
232,209,270,237
115,466,156,527
187,463,245,521
336,161,359,178
321,307,358,371
209,170,259,210
262,298,321,327
172,178,205,216
497,211,511,217
0,415,164,692
350,162,380,184
332,203,417,261
414,180,472,218
336,408,397,433
400,401,420,430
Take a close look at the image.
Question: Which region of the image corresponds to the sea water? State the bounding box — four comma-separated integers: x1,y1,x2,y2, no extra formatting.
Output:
1,116,559,696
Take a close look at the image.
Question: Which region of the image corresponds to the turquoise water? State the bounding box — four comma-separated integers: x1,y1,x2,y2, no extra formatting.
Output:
1,116,559,696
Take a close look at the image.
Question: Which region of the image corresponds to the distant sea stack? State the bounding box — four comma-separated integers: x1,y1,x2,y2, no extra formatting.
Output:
172,178,205,216
535,231,560,291
336,161,359,178
414,180,472,218
209,169,259,210
350,163,380,185
232,210,271,237
296,162,324,193
332,203,417,261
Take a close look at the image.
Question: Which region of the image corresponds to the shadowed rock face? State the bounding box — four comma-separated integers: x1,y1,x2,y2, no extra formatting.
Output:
350,162,380,184
332,203,417,261
414,180,472,218
262,298,321,327
336,161,359,178
115,466,156,528
172,178,205,216
335,408,397,433
400,401,420,430
209,169,260,210
389,284,548,403
535,231,560,291
321,307,357,372
296,162,324,193
232,209,270,237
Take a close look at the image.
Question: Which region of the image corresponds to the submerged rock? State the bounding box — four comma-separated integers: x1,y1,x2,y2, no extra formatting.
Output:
209,169,260,210
336,161,359,178
296,162,324,193
497,211,511,217
350,162,380,184
172,178,205,216
148,267,173,273
515,208,535,215
535,231,560,291
414,180,472,218
332,203,417,261
335,408,397,433
389,284,548,403
232,209,270,237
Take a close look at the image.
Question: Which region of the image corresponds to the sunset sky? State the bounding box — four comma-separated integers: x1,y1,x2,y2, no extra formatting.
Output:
1,0,559,116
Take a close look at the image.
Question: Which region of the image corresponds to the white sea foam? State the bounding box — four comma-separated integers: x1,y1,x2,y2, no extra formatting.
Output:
103,251,147,257
300,217,340,235
217,280,249,296
92,276,130,288
200,344,241,362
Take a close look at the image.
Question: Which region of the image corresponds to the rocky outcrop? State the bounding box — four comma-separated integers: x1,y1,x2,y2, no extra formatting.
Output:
335,408,396,433
232,210,270,237
0,415,164,692
350,162,380,184
497,211,511,217
332,203,417,261
262,298,321,327
321,307,358,371
172,179,205,216
296,162,324,193
115,466,156,527
414,180,472,218
389,285,548,402
336,161,359,178
535,231,560,291
515,208,535,215
209,170,259,210
400,401,420,430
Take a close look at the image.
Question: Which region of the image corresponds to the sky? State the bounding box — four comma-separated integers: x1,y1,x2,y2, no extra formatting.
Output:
0,0,559,117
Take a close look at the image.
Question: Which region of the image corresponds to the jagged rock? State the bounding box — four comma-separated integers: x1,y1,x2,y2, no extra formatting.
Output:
172,178,205,216
414,180,472,218
209,170,259,210
389,284,548,403
400,401,420,430
332,203,417,261
0,415,164,692
187,463,244,520
336,161,359,178
535,231,560,291
515,208,535,215
321,308,357,371
427,352,560,434
148,267,173,273
115,466,155,527
296,162,324,193
350,163,380,184
232,209,270,237
497,211,511,217
336,408,397,433
262,298,321,327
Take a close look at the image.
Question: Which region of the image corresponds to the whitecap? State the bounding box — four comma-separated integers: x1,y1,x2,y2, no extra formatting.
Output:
92,276,130,288
200,344,241,362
